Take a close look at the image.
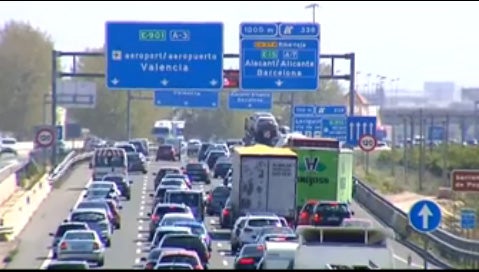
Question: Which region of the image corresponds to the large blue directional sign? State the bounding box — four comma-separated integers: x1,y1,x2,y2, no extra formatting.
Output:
428,126,445,141
408,199,442,233
461,209,476,230
106,22,224,90
154,90,218,109
292,105,346,140
228,92,272,110
239,22,320,91
346,116,377,146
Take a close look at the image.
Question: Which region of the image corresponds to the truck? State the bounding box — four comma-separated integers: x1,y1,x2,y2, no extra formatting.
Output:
243,112,279,146
279,136,354,210
230,144,298,222
151,120,172,143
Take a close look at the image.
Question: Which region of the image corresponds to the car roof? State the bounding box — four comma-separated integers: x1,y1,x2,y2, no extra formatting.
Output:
63,229,96,235
162,213,194,219
59,222,88,227
71,208,107,214
155,203,187,208
156,226,192,232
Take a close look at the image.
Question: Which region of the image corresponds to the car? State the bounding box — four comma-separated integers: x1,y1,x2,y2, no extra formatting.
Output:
158,234,210,269
237,215,284,250
68,208,113,247
159,178,188,188
44,260,90,270
139,247,184,270
165,190,205,221
75,200,120,230
129,139,149,157
205,186,230,216
102,174,132,200
147,204,193,240
158,213,196,227
153,263,194,270
49,222,89,259
127,152,148,173
153,167,182,189
163,173,192,188
150,185,189,209
150,226,192,249
157,249,204,270
156,144,177,161
256,233,298,244
233,244,265,270
297,200,319,226
88,181,121,197
230,216,248,253
56,230,105,266
84,188,120,207
254,226,295,243
205,151,227,170
0,137,17,155
212,160,231,179
220,197,233,228
172,221,212,251
204,143,230,158
184,162,210,184
197,143,213,162
310,201,354,226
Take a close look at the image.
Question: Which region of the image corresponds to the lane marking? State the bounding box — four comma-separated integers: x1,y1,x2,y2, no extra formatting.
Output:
138,226,143,231
139,211,144,217
136,248,141,254
217,242,222,248
134,258,141,264
140,206,145,211
222,260,228,267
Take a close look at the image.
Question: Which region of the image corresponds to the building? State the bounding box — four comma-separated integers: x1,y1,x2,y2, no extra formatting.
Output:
423,81,459,103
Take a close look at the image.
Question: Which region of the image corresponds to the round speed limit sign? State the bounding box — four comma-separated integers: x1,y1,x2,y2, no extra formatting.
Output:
359,134,377,152
35,128,55,148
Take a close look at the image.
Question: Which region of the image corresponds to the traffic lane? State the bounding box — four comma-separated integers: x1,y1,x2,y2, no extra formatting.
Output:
101,171,146,269
7,164,91,269
350,201,437,269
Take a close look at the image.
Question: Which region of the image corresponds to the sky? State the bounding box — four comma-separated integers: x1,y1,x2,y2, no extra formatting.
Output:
1,1,478,91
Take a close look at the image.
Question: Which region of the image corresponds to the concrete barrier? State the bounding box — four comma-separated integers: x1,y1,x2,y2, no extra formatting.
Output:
0,171,18,209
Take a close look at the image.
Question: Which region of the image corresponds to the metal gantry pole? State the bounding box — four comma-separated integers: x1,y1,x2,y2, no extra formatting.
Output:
51,50,58,166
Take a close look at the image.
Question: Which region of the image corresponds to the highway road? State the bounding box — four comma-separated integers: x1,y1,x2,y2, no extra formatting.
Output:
6,158,438,269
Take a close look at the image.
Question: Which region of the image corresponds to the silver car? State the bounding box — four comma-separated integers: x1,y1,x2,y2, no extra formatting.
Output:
56,230,105,266
68,208,113,247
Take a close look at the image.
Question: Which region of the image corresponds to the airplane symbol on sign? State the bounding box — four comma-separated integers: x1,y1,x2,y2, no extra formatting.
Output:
283,26,294,35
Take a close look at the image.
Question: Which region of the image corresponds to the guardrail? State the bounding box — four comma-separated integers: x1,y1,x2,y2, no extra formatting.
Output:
354,177,479,268
48,151,93,184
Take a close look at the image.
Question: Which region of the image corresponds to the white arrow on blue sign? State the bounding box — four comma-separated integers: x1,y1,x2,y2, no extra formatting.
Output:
346,116,377,146
408,199,442,233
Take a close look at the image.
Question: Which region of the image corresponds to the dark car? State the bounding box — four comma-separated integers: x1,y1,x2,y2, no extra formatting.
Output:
156,144,176,161
220,197,233,228
129,139,148,157
205,151,226,170
234,244,265,270
213,161,232,178
49,222,89,259
153,167,181,189
197,143,213,162
206,186,230,216
102,175,132,200
311,201,354,226
127,153,147,174
159,234,210,269
139,247,167,270
147,203,191,241
185,163,210,184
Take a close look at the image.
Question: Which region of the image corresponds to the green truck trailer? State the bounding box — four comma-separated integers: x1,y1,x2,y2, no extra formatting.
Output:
284,137,353,208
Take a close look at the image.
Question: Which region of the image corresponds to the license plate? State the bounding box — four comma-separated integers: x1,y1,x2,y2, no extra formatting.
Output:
71,244,88,251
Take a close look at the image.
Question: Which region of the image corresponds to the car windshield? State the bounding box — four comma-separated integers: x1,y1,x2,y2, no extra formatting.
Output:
90,183,113,190
174,224,206,236
169,193,200,207
159,145,173,152
2,139,15,145
64,232,95,240
55,225,86,237
77,202,109,212
71,212,106,222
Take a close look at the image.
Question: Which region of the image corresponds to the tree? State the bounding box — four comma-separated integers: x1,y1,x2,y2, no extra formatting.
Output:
0,21,54,138
70,48,171,139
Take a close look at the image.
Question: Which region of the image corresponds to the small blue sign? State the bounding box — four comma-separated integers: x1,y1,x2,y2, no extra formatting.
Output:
428,126,445,141
346,116,377,146
55,125,63,141
292,105,347,140
408,199,442,233
228,92,272,110
106,22,224,90
461,209,476,230
154,90,219,109
240,22,320,91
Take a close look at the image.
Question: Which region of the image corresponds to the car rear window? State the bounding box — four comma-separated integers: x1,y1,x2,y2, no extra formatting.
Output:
153,230,190,247
248,219,281,227
55,225,86,237
161,179,184,187
161,237,207,261
212,187,230,198
155,206,188,216
47,263,88,270
159,145,173,151
160,254,198,266
186,164,203,171
64,232,95,240
241,244,265,257
215,163,231,169
71,212,106,222
315,203,349,215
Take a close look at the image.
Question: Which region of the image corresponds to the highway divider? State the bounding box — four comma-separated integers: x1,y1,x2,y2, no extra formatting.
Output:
0,151,92,242
354,177,479,268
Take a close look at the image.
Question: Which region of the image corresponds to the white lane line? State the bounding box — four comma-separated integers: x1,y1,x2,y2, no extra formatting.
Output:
139,211,144,217
138,225,143,231
141,195,145,200
140,206,145,211
219,251,225,256
136,248,142,254
137,233,143,239
141,200,146,205
217,242,222,248
135,258,141,264
136,241,142,246
222,260,228,267
393,254,423,268
40,179,93,269
210,219,215,224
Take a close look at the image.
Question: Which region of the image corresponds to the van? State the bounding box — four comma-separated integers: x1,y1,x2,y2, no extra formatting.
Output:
165,190,205,221
90,148,128,180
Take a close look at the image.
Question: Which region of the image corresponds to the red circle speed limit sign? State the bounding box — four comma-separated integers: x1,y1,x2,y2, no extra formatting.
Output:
359,134,377,152
35,128,55,148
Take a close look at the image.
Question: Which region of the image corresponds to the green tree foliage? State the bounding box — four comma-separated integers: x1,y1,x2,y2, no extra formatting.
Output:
180,64,345,139
376,145,479,177
70,48,171,139
0,21,54,138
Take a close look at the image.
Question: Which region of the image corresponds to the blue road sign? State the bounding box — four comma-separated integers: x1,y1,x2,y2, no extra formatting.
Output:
292,105,347,140
239,22,320,91
106,22,224,90
428,126,445,141
228,92,272,110
408,199,442,233
154,90,218,109
346,116,377,146
461,209,476,230
55,125,63,141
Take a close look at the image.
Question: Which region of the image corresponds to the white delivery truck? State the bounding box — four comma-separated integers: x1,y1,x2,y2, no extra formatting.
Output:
230,144,298,223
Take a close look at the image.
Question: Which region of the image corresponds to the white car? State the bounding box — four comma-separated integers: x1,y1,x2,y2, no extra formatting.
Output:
158,213,195,227
88,181,121,196
238,215,284,248
0,137,17,154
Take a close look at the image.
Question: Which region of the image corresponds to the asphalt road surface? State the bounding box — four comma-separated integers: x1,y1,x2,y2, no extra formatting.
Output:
7,159,438,269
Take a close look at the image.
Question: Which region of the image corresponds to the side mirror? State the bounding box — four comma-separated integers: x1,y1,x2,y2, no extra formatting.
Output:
149,193,154,197
49,232,54,236
140,257,147,262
